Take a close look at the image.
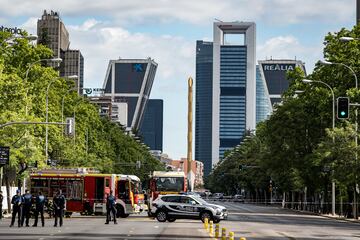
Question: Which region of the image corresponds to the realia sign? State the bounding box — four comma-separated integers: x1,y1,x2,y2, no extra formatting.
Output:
0,25,25,35
263,64,295,71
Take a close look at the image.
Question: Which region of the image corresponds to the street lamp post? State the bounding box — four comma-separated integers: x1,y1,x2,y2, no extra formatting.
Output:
45,75,78,161
24,58,62,116
319,59,359,219
61,88,77,135
302,79,336,215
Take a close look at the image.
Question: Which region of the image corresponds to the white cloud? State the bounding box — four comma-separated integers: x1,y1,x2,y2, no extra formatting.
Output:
257,35,323,73
19,18,194,158
0,0,355,25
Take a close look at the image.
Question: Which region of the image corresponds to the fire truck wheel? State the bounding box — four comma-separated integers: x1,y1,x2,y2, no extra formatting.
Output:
116,205,130,218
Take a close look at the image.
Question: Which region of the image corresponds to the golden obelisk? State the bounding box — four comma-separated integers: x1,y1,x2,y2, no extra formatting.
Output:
187,77,195,192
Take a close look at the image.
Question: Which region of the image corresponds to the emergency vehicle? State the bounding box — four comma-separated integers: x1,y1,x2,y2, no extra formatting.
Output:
29,168,145,218
147,171,187,216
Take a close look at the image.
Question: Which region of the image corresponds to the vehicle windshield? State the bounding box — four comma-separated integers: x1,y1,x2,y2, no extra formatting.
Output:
192,196,208,205
155,177,184,192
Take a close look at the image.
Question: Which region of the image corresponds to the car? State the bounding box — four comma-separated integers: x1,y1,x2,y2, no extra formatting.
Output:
151,194,227,223
233,194,245,203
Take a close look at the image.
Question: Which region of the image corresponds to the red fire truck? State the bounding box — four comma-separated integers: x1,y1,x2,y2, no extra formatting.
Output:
29,168,145,218
147,171,187,216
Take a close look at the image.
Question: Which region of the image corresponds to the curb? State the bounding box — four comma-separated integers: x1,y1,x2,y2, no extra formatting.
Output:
275,206,360,224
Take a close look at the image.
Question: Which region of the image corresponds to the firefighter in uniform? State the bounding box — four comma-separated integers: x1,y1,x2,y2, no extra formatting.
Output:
53,190,65,227
33,191,46,227
105,190,117,224
21,189,32,227
10,189,23,227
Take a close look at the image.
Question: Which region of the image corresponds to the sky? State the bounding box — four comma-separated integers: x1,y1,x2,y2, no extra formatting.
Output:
0,0,357,159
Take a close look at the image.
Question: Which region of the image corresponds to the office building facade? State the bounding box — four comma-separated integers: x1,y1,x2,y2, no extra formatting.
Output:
195,40,213,175
256,65,271,124
139,99,163,152
195,22,256,175
37,10,84,94
258,59,306,112
213,22,256,163
102,58,157,131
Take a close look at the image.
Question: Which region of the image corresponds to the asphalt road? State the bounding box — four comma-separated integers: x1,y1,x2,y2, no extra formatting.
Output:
1,203,360,240
0,213,209,240
214,201,360,240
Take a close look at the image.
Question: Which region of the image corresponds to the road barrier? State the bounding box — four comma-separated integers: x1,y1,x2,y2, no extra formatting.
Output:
215,224,220,238
221,227,227,240
202,219,247,239
228,231,234,240
209,220,214,235
204,218,209,230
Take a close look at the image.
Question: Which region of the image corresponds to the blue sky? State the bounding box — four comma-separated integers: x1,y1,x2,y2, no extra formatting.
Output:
0,0,357,159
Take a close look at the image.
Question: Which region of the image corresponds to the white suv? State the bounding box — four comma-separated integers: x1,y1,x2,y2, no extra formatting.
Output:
151,194,227,223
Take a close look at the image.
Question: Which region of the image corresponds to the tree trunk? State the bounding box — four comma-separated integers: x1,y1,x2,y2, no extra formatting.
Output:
4,167,11,213
282,192,286,208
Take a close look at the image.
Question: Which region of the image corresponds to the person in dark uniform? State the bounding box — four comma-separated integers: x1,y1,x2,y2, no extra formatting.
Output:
33,191,46,227
10,189,23,227
21,189,32,227
0,191,3,220
53,190,65,227
105,190,117,224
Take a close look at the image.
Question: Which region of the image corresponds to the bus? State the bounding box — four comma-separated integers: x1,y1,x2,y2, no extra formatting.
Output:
30,168,145,218
147,171,186,216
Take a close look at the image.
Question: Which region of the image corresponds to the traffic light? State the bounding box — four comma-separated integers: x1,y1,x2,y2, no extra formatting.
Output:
337,97,349,119
65,117,75,136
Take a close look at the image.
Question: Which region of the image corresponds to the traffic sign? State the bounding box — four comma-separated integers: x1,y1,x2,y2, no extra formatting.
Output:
0,146,10,165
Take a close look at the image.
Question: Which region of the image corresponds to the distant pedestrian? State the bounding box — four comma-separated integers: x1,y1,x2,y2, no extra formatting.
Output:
105,190,117,224
53,190,66,227
10,189,23,227
21,189,32,227
33,191,46,227
0,191,3,220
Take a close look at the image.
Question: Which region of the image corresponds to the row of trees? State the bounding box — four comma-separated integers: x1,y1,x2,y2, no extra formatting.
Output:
206,25,360,217
0,31,164,194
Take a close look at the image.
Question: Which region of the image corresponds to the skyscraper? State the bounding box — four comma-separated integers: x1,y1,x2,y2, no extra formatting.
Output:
195,22,256,175
258,59,306,111
195,40,213,175
139,99,163,151
213,22,256,163
37,10,84,94
102,58,157,131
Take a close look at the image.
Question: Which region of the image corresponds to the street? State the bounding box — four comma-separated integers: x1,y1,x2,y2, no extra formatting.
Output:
1,203,360,239
0,213,209,240
217,202,360,240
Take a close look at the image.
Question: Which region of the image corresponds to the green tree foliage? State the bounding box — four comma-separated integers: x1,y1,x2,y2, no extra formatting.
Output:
0,31,164,183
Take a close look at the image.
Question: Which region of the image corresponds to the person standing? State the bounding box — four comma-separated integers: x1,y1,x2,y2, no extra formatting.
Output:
105,190,117,224
21,189,32,227
10,189,23,227
33,191,46,227
53,190,65,227
0,191,3,220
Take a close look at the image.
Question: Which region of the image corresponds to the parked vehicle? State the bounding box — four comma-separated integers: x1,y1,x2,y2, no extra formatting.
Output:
151,194,227,223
